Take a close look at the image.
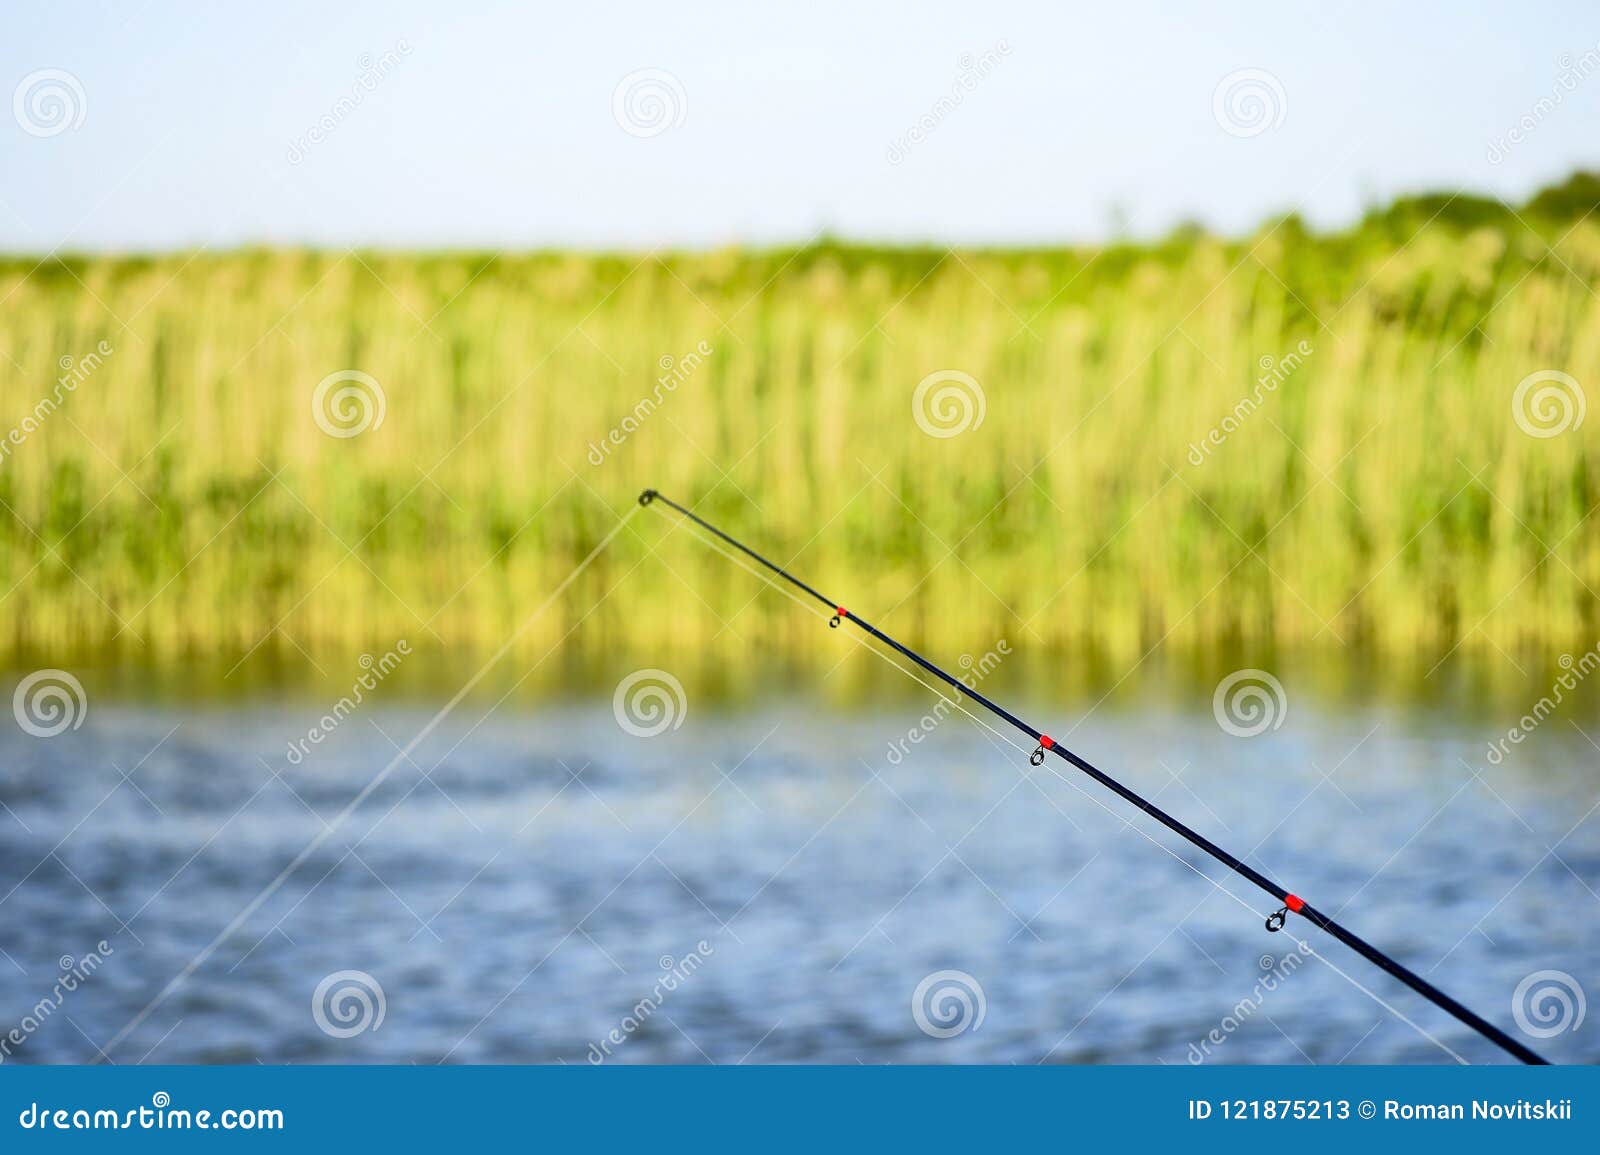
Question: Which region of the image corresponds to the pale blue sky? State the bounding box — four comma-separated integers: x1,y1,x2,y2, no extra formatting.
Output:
4,2,1598,251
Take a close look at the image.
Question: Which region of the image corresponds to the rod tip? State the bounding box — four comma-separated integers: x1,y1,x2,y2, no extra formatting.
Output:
638,489,657,506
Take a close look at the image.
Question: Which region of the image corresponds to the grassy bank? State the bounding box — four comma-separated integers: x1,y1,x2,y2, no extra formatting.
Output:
2,177,1599,676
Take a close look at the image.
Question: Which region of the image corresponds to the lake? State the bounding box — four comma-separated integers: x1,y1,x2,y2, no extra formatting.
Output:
1,669,1596,1065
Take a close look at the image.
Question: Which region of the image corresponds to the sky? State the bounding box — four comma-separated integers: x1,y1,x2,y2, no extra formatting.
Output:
4,2,1599,252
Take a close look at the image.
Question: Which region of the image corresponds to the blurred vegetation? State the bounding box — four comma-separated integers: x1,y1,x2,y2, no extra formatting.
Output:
1,174,1598,683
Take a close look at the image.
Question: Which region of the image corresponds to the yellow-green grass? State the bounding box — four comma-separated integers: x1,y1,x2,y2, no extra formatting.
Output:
1,183,1598,686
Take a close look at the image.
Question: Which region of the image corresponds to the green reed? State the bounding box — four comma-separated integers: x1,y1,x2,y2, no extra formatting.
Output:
1,179,1597,681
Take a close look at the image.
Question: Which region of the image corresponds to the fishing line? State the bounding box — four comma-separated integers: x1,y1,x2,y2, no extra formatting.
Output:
673,513,1256,896
662,505,1483,1065
639,488,1548,1066
658,495,1472,1063
656,517,1036,759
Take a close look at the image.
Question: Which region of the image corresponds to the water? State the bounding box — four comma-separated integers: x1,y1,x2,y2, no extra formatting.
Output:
1,688,1596,1066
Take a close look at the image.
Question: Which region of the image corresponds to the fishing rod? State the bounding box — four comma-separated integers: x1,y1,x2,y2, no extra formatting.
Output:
638,488,1548,1065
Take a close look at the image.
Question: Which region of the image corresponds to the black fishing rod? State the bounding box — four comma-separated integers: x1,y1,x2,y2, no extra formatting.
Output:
638,488,1547,1065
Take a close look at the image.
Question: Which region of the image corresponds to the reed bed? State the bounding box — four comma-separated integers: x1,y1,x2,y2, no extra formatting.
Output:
1,184,1598,683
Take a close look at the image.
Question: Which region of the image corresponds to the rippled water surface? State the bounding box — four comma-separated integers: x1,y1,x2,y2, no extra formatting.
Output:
2,688,1596,1065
